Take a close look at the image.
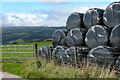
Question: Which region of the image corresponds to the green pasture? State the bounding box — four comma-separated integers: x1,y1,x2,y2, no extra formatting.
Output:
1,41,52,62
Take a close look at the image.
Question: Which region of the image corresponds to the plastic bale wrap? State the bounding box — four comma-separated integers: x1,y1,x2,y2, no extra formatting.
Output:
114,56,120,75
103,2,120,28
38,46,53,59
77,46,90,65
85,25,110,49
110,24,120,50
65,47,76,64
66,12,84,30
83,8,104,29
52,46,67,64
77,46,90,58
66,28,87,47
52,30,68,47
65,46,90,64
87,45,119,67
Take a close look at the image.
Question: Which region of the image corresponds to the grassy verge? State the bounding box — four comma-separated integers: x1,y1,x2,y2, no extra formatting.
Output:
1,42,119,78
2,62,26,77
2,58,118,78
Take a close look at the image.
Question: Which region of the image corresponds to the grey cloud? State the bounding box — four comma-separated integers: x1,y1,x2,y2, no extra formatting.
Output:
11,15,20,19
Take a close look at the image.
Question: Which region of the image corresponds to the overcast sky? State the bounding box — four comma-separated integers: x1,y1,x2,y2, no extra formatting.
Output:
1,0,119,27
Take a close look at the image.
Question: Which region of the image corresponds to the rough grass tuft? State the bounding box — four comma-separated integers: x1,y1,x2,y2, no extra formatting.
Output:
22,58,118,78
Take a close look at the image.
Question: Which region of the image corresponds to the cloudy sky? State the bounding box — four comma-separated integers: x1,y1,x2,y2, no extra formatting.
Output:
1,0,119,27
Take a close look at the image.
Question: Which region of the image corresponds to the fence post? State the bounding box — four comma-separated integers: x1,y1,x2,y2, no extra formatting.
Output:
49,46,53,60
74,47,77,65
34,43,38,58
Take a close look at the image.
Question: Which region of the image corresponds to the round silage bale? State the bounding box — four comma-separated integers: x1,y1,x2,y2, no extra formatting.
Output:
85,25,110,49
66,28,87,47
52,30,67,47
103,2,120,28
52,46,67,63
83,8,104,29
38,46,53,59
65,47,75,63
77,46,90,59
66,12,84,30
65,46,90,64
87,45,119,66
110,24,120,50
77,46,90,64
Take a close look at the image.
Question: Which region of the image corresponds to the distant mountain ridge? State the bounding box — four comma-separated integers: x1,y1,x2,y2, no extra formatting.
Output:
2,26,66,44
2,26,66,27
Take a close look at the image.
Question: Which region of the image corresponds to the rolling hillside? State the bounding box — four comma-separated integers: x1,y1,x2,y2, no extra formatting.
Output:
2,26,66,44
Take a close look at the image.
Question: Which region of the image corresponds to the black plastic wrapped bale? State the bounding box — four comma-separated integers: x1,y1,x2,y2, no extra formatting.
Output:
110,24,120,50
87,45,119,66
65,46,90,64
103,2,120,28
66,28,87,47
77,46,90,59
83,8,104,29
52,30,67,47
114,56,120,75
66,12,84,30
52,46,67,63
65,47,76,64
77,46,90,64
85,25,110,49
39,46,53,59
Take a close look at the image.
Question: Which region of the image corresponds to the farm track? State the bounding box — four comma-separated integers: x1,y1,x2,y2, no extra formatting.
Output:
1,71,22,78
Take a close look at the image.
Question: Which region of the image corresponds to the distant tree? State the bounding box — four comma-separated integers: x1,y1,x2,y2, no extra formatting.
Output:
30,39,44,42
12,41,18,44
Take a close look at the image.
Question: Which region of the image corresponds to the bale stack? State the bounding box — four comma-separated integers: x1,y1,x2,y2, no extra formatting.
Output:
103,2,120,28
66,12,84,30
52,30,68,47
85,25,110,49
83,8,104,29
87,45,119,66
66,28,87,47
38,2,120,73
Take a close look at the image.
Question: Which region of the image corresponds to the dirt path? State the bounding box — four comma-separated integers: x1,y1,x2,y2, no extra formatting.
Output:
0,71,21,78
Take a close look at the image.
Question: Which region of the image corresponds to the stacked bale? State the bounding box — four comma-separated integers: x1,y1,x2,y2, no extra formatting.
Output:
66,12,84,30
65,46,90,64
65,47,75,63
52,30,68,47
38,2,120,74
66,28,87,47
38,46,53,59
52,46,67,63
110,24,120,50
85,25,110,49
103,2,120,28
83,8,104,29
87,45,119,66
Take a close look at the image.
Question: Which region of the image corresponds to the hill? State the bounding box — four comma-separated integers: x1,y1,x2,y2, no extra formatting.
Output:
2,26,66,44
